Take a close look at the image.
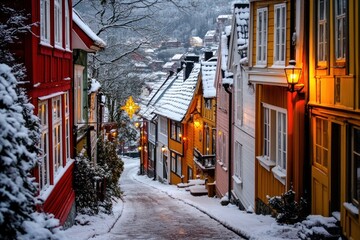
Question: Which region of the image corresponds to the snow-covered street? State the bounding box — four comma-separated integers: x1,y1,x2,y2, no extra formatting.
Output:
64,156,308,240
89,157,243,239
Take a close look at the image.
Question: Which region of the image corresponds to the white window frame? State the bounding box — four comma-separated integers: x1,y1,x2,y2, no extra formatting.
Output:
234,141,243,183
74,65,85,124
52,96,62,175
335,0,347,60
256,7,268,66
149,122,156,137
54,0,63,48
236,73,243,125
160,117,167,135
64,0,70,50
64,92,70,161
273,4,286,66
171,151,181,176
314,117,329,171
259,104,287,183
218,132,227,168
40,0,51,45
38,101,50,191
317,0,328,64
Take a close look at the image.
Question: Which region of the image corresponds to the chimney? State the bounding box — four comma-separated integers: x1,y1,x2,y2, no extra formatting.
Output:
184,61,194,80
204,51,213,61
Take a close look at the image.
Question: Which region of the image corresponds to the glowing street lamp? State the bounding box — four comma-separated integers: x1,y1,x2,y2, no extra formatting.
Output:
284,60,304,93
121,96,140,119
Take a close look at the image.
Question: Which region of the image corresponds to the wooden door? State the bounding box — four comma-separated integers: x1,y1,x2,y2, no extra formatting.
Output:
311,117,330,216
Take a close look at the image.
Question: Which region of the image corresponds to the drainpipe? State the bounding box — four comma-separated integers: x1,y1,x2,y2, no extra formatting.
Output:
223,83,232,202
153,121,157,180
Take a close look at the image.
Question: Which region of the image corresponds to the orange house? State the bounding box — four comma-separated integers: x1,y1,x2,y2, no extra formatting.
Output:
248,0,307,213
308,0,360,238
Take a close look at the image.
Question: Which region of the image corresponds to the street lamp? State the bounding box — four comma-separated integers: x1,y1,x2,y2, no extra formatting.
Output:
284,60,304,93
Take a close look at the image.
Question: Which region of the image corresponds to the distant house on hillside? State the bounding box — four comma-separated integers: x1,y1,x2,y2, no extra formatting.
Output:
190,36,203,47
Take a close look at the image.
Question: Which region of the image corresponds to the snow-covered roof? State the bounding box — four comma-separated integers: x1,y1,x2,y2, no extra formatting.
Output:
221,26,233,85
154,64,201,122
163,62,176,69
89,78,101,93
72,9,106,48
171,54,184,61
139,73,177,120
234,2,249,63
201,57,217,98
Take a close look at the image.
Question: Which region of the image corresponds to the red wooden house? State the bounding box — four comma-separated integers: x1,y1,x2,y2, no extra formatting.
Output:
5,0,102,227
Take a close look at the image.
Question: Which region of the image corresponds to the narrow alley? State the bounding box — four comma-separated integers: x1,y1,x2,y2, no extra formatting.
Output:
91,158,244,240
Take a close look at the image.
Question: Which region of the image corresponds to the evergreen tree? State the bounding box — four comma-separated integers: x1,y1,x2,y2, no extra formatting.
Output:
0,64,64,239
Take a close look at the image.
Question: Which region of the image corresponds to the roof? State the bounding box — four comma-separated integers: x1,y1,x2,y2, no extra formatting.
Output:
139,73,177,120
234,2,249,62
221,26,233,85
201,57,217,98
154,64,201,122
72,9,106,51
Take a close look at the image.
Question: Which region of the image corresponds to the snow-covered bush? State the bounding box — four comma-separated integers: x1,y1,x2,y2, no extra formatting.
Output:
0,64,64,239
97,138,124,213
73,154,99,215
267,185,308,224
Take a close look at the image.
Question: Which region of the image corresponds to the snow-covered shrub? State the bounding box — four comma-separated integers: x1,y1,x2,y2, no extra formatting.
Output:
73,154,99,215
97,138,124,213
267,185,308,224
0,64,63,239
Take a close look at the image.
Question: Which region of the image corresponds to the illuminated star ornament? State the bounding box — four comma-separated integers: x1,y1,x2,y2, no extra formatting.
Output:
121,96,140,119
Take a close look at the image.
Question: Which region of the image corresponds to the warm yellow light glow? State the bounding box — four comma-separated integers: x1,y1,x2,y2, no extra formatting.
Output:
194,120,201,128
161,146,166,152
138,146,142,151
121,96,140,119
134,122,140,128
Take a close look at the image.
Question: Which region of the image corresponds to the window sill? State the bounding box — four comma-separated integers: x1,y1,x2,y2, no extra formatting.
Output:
343,202,359,217
270,64,285,69
232,175,242,186
272,166,286,185
256,155,275,171
253,64,267,68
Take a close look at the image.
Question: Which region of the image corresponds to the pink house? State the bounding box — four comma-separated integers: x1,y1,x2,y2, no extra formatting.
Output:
215,26,233,200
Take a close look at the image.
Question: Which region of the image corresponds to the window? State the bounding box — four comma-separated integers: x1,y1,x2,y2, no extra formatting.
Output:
335,0,347,60
205,99,212,109
171,151,181,176
274,4,286,65
212,129,216,155
205,127,210,154
236,74,243,125
350,127,360,207
314,117,328,170
317,0,328,64
38,101,49,191
64,92,70,161
148,142,155,169
74,65,84,123
149,122,156,137
261,104,287,172
256,7,268,65
54,0,63,47
52,96,62,174
235,142,243,181
170,120,181,142
160,117,167,135
218,131,227,167
64,0,70,49
40,0,50,44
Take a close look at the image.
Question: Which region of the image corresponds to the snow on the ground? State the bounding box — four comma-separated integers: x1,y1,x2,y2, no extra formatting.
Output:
63,156,311,240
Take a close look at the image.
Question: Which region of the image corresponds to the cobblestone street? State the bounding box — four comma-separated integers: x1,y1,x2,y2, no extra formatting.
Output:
91,159,244,240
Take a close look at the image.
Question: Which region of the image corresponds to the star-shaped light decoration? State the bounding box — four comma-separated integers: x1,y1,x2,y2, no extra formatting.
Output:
121,96,140,119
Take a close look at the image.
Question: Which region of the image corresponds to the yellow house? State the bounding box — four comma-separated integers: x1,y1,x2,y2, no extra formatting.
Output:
308,0,360,239
185,53,217,183
248,0,307,213
154,56,201,185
